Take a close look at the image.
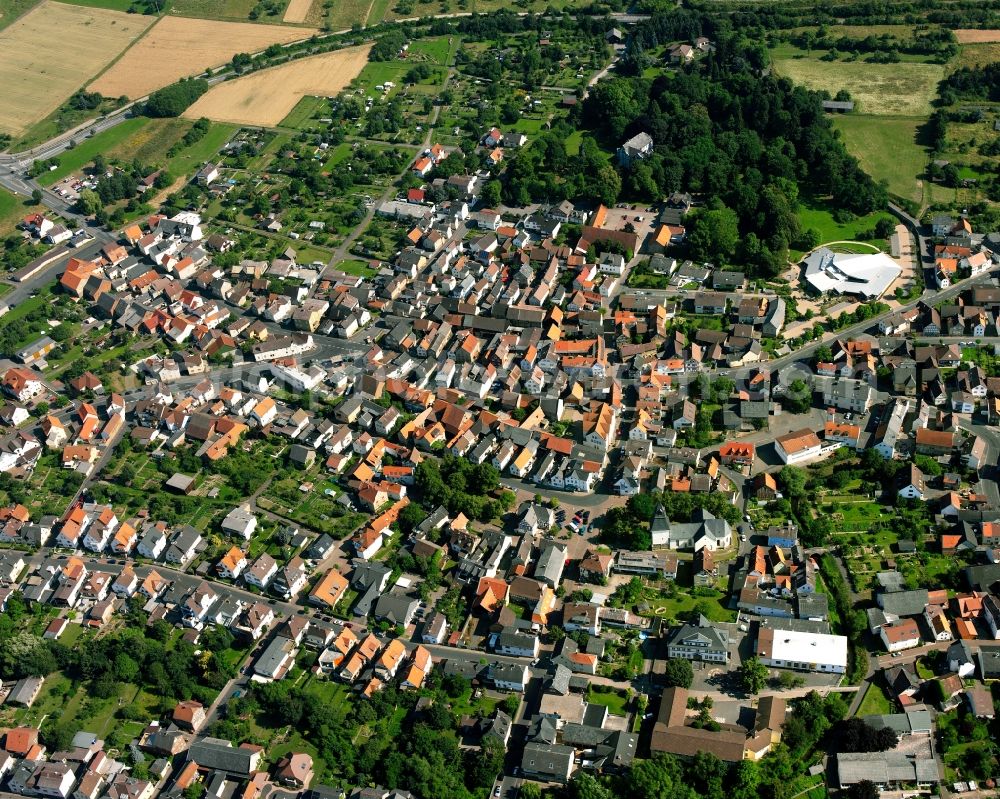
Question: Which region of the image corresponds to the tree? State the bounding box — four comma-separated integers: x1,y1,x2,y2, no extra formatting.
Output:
593,163,622,207
739,657,768,695
687,206,739,264
31,189,42,205
567,773,613,799
662,658,694,689
519,783,542,799
480,180,502,208
467,738,506,790
503,694,521,716
781,379,812,414
846,781,879,799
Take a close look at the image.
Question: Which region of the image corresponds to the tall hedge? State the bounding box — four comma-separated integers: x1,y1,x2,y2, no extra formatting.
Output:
144,78,209,118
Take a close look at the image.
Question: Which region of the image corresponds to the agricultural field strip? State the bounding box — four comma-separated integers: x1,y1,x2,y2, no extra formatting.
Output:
89,15,319,99
0,0,151,136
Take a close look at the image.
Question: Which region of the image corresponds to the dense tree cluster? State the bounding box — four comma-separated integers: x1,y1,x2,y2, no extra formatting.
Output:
414,455,505,521
144,78,209,118
832,718,899,753
370,30,407,61
250,675,501,797
784,26,956,61
497,9,886,275
940,62,1000,104
0,600,237,704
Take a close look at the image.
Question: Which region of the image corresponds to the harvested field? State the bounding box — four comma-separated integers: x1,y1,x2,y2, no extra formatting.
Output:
772,58,943,116
282,0,312,22
0,0,151,136
89,16,318,99
954,29,1000,44
182,44,371,126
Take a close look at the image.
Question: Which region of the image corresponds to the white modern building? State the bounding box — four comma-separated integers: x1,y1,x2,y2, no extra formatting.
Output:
756,627,848,673
803,248,901,300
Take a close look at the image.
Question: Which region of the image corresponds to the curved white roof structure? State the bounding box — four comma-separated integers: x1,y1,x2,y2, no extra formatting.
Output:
803,247,901,299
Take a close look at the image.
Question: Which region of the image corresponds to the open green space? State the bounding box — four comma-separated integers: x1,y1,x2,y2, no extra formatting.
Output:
408,36,456,65
320,0,372,30
855,682,894,717
587,685,629,716
334,258,377,276
0,186,31,235
833,115,928,204
795,201,895,251
772,54,943,116
38,117,148,185
280,95,326,129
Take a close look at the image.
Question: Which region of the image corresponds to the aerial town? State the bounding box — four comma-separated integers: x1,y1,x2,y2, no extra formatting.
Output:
3,1,1000,799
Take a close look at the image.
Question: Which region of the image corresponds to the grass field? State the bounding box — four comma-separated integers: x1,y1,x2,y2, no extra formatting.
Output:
102,117,237,177
951,42,1000,72
0,187,29,234
832,115,927,204
89,15,317,99
333,258,377,276
317,0,374,29
796,201,895,247
169,0,289,21
772,56,944,116
37,117,147,185
183,44,371,126
279,95,326,128
38,117,147,184
0,1,151,136
855,683,894,717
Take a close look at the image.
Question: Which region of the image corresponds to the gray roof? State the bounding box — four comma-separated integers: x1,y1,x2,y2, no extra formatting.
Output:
864,710,932,734
372,592,418,625
187,738,256,775
835,751,939,787
7,676,42,706
520,741,575,780
878,589,928,618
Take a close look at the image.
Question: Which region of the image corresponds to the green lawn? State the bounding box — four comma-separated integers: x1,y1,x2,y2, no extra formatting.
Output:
333,259,377,276
855,682,894,717
38,117,149,185
587,685,629,716
165,122,238,181
280,96,327,129
638,582,735,624
795,201,895,251
832,115,927,205
0,187,31,235
408,36,456,66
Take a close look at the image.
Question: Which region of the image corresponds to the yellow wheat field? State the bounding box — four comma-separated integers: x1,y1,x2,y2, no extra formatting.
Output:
282,0,314,23
0,0,152,136
182,43,371,126
89,15,318,99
